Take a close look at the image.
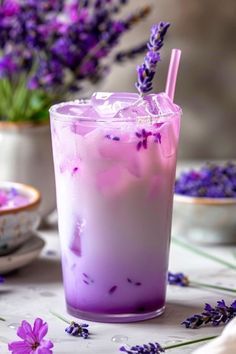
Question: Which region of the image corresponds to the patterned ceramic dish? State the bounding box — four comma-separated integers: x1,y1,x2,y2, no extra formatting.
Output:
0,181,41,255
173,194,236,244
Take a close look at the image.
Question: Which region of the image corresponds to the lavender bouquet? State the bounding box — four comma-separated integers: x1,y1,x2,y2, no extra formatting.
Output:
0,0,150,122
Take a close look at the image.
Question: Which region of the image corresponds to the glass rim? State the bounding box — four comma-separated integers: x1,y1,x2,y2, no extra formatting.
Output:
49,99,182,123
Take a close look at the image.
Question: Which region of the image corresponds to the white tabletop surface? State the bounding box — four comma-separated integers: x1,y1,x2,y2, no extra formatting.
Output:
1,215,236,354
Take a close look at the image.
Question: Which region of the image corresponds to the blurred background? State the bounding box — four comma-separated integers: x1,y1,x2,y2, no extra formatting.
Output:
103,0,236,160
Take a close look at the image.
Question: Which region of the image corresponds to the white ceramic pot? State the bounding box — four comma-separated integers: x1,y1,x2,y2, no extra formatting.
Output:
173,194,236,244
0,122,56,219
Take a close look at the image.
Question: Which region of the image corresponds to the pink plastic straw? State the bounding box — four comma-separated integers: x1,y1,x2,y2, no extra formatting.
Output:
165,49,182,101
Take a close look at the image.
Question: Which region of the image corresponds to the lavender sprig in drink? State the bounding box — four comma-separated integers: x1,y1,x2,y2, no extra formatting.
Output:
135,22,170,95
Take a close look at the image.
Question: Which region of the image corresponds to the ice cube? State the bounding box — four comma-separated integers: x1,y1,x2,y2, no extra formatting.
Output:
69,218,86,257
57,103,101,118
114,92,180,122
99,138,141,177
158,120,178,158
114,103,148,119
91,92,139,117
143,93,180,117
96,165,135,196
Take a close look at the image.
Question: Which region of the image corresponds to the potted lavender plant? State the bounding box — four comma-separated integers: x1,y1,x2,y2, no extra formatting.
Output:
0,0,150,218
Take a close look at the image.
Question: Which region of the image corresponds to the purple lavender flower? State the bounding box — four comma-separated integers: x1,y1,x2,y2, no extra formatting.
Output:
1,0,20,17
182,300,236,329
0,55,17,77
8,318,54,353
148,22,170,52
120,342,165,353
65,321,89,339
168,272,190,286
135,22,170,95
0,276,4,283
0,0,151,122
136,129,152,150
175,162,236,198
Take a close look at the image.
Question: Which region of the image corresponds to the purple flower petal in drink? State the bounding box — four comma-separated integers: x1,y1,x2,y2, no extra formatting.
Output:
135,129,152,151
108,285,118,294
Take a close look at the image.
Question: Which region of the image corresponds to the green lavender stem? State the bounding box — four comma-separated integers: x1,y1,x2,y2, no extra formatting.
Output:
50,311,70,324
172,237,236,270
164,335,217,350
191,280,236,294
0,316,6,321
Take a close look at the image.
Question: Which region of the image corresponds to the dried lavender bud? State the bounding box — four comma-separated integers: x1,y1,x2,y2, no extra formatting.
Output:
65,321,89,339
168,272,190,286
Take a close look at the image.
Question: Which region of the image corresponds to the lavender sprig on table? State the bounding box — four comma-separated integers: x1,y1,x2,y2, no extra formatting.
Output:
168,272,190,286
120,335,218,353
50,311,90,339
135,22,170,95
182,300,236,329
65,321,89,339
168,271,236,294
120,342,165,353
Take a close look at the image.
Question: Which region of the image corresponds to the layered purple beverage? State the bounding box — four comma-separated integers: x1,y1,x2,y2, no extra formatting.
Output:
50,92,181,322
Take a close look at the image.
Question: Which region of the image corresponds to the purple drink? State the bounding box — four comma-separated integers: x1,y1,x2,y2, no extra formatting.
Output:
50,92,181,322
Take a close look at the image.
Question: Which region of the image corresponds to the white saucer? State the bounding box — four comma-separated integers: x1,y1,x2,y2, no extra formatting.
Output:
0,234,45,274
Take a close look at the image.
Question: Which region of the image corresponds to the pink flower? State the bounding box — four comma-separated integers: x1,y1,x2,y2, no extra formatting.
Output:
8,318,54,354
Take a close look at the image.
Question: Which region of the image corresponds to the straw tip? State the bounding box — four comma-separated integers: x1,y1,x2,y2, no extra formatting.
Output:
172,48,182,56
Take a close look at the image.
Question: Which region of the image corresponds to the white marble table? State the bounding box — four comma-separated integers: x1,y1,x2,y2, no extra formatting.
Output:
0,220,236,354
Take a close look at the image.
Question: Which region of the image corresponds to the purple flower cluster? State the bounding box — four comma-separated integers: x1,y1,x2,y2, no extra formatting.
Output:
136,128,162,151
0,276,4,283
168,272,190,286
0,0,151,121
120,342,165,354
175,162,236,198
65,321,89,339
135,22,170,95
182,300,236,329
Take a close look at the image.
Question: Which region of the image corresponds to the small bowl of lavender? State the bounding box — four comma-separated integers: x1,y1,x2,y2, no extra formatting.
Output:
0,181,41,255
173,162,236,244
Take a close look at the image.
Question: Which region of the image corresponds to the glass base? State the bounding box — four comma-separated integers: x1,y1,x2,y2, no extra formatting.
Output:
67,304,165,323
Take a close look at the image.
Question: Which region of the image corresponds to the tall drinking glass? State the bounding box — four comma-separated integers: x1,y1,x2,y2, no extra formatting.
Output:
50,93,181,322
